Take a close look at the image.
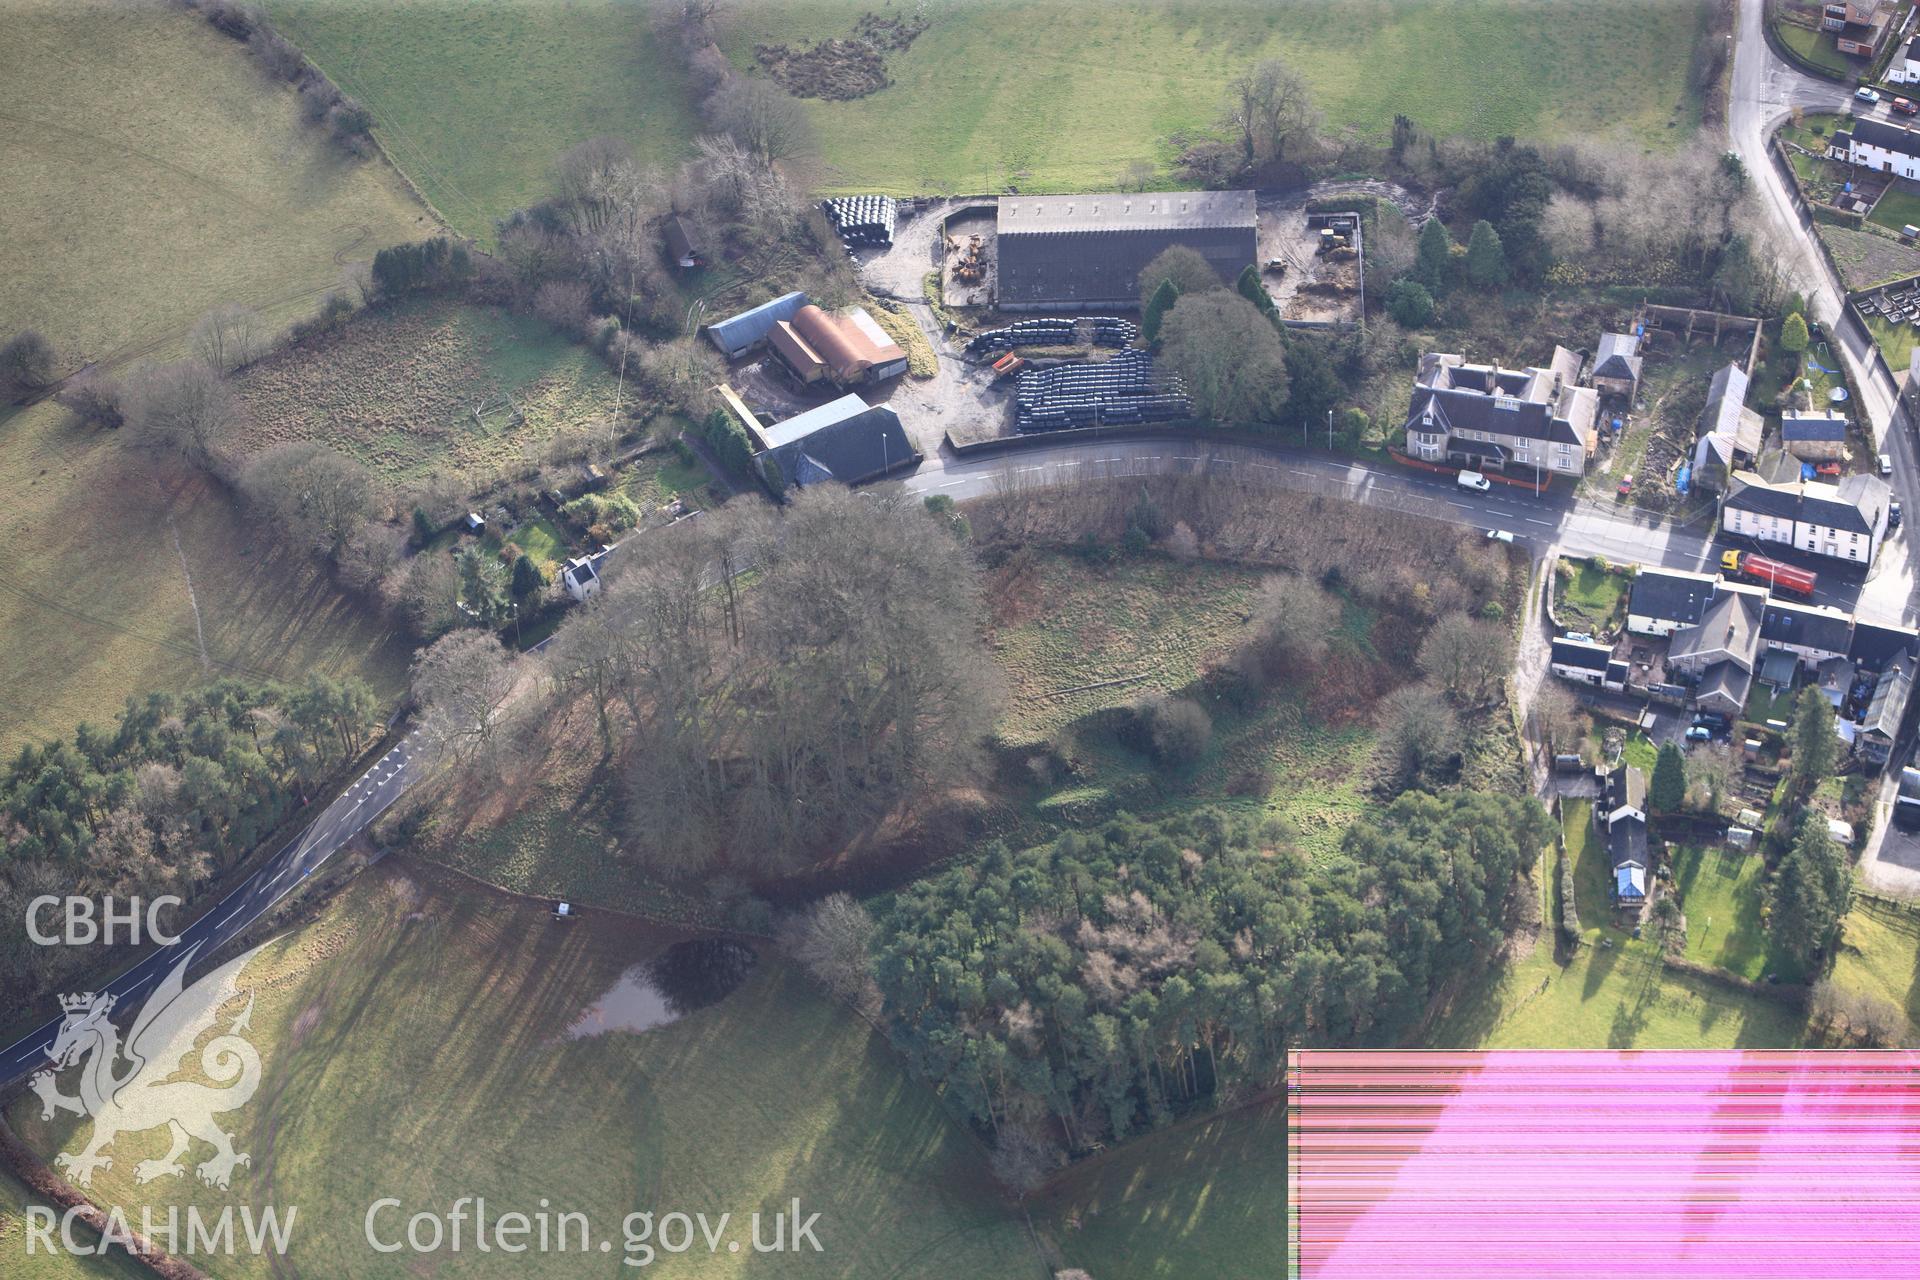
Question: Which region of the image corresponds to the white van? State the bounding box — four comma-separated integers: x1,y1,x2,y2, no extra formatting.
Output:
1457,470,1492,492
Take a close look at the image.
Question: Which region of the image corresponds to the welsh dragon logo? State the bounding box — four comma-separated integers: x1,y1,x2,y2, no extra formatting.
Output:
30,942,270,1190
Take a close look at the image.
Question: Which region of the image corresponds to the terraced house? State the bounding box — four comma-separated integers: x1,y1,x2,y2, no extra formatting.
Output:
1720,471,1892,564
1402,348,1599,479
1834,115,1920,178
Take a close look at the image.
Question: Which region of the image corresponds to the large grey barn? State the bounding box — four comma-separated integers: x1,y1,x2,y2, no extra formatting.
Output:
994,190,1258,312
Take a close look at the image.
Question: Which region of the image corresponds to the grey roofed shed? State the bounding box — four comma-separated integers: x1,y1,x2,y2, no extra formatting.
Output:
1591,333,1643,386
995,190,1258,311
1781,411,1848,442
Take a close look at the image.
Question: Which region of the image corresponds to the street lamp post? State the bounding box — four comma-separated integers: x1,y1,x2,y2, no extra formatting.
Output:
1327,407,1334,451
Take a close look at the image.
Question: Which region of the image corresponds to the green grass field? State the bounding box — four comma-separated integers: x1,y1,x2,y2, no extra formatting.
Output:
506,515,570,573
232,299,629,484
1,1170,149,1280
1867,182,1920,234
1775,17,1854,77
8,862,1036,1278
1034,1104,1288,1279
1555,560,1631,634
1670,844,1803,983
0,0,424,751
622,439,713,512
720,0,1713,194
1428,805,1807,1048
0,0,430,366
1829,896,1920,1037
0,399,412,755
264,0,698,241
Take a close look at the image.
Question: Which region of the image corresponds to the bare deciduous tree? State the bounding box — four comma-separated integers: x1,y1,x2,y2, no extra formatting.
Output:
410,629,516,762
1379,682,1460,783
780,893,880,1014
1243,576,1341,679
1417,613,1512,705
126,360,241,466
239,441,380,557
1531,681,1584,755
192,304,263,374
704,77,816,170
1224,59,1319,171
1136,245,1224,310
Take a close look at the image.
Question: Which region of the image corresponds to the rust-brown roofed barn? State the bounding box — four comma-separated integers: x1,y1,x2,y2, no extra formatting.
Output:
995,190,1258,311
770,304,908,385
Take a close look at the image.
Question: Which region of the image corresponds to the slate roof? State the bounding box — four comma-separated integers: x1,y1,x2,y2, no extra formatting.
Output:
758,399,919,491
664,216,699,261
1761,599,1856,655
1906,32,1920,61
1782,411,1848,442
1552,637,1612,672
1759,647,1800,688
1670,591,1763,672
1696,659,1755,712
1850,114,1920,159
1723,472,1888,535
1608,816,1649,882
1592,332,1643,383
1863,653,1915,740
1405,350,1592,447
1849,618,1920,669
1629,567,1718,626
1604,765,1647,817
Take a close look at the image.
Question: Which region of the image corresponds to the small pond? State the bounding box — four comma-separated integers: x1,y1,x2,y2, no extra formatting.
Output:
565,939,758,1040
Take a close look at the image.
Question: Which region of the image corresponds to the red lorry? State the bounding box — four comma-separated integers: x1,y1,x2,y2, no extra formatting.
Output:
1720,550,1817,598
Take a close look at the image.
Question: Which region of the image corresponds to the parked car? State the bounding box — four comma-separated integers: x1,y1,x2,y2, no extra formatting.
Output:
1486,528,1514,543
1896,97,1919,115
1857,87,1882,104
1616,473,1634,497
1880,452,1895,476
1564,631,1595,644
1815,460,1843,477
1685,726,1713,743
1693,712,1729,731
1891,500,1904,531
1457,470,1492,492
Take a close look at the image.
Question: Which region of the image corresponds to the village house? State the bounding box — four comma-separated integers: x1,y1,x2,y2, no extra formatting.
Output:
1550,636,1628,690
1589,331,1644,399
1627,567,1719,637
1835,115,1920,179
1692,362,1764,493
1402,348,1598,479
562,547,612,603
1823,0,1894,57
1889,32,1920,83
1780,409,1849,463
1595,765,1650,908
1720,471,1891,564
1664,584,1767,718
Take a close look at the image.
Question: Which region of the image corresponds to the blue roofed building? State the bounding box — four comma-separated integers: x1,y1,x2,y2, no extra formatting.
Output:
703,291,810,360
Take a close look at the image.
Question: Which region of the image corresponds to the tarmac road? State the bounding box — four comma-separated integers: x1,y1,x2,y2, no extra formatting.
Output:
0,730,427,1089
897,436,1901,619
